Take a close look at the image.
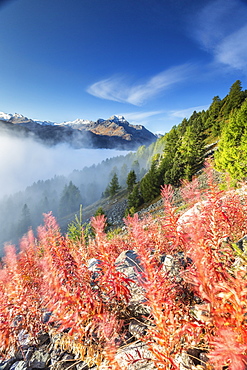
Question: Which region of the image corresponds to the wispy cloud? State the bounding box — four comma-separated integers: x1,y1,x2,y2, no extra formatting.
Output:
87,64,193,106
122,110,163,122
170,105,210,119
215,25,247,70
194,0,247,72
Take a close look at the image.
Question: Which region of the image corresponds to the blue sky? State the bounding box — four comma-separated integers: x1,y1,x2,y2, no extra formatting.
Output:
1,0,247,134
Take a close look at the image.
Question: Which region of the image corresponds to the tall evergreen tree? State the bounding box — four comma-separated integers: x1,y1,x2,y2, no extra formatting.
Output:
221,80,246,117
160,127,183,186
205,96,222,136
131,160,140,180
140,161,161,203
179,118,206,181
18,204,32,236
126,170,137,192
59,181,82,217
128,184,143,210
106,173,121,197
215,98,247,179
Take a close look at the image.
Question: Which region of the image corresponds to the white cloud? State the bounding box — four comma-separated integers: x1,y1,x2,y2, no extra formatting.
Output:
194,0,247,72
122,110,163,122
170,105,210,119
215,25,247,70
87,64,193,106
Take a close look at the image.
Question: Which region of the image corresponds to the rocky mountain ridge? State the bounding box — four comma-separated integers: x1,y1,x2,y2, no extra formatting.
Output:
0,112,157,150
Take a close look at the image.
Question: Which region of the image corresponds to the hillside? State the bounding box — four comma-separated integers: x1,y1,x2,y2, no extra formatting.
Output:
1,80,247,253
1,164,247,370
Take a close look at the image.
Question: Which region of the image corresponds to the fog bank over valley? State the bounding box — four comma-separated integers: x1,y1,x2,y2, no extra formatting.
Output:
0,128,155,255
0,133,129,197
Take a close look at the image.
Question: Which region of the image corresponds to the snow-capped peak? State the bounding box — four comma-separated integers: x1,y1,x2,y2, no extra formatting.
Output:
0,111,128,127
33,119,57,126
97,115,127,124
13,113,25,118
0,111,25,121
0,112,11,121
60,118,92,126
108,115,126,123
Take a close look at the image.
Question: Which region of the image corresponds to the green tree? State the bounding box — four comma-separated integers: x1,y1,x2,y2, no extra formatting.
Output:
94,206,105,217
67,204,84,242
18,204,32,236
159,127,183,186
126,170,137,192
67,205,92,244
131,160,140,180
106,173,121,197
179,120,205,181
59,181,82,217
220,80,246,117
215,98,247,180
127,184,143,210
140,161,161,203
205,96,222,136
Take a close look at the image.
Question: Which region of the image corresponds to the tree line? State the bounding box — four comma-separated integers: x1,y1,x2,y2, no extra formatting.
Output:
126,80,247,213
1,80,247,251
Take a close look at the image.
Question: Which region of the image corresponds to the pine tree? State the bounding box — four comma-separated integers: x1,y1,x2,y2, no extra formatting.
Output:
140,161,161,203
18,204,32,235
131,160,140,180
160,127,183,186
107,173,121,197
126,170,137,192
179,119,205,181
215,98,247,180
220,80,246,117
127,184,143,210
59,181,82,217
205,96,222,136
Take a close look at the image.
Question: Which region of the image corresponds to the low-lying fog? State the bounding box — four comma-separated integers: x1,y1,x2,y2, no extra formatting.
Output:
0,133,128,197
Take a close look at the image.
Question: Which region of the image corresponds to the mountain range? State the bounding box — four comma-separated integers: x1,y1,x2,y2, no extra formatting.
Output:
0,112,157,150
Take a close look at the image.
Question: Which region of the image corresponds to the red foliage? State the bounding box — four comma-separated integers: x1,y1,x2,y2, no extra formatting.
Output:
0,166,247,369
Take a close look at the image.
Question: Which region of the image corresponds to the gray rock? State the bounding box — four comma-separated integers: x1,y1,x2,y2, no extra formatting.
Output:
50,347,63,365
175,351,195,370
75,361,88,370
42,311,53,324
199,352,209,368
9,362,27,370
115,250,146,308
23,347,35,363
52,353,76,370
28,347,50,368
115,250,143,280
115,341,156,370
0,359,16,370
87,258,102,272
236,235,247,252
129,319,146,339
17,330,30,347
37,333,50,346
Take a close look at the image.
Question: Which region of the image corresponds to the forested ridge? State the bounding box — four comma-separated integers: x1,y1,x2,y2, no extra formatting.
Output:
130,79,247,210
1,80,247,251
1,81,247,370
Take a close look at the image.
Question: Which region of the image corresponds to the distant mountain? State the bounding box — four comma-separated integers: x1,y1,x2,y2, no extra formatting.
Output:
0,112,157,150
